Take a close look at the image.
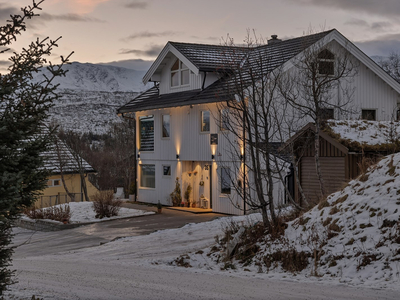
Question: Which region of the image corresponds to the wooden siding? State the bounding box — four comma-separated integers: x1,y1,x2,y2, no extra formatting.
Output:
301,157,345,203
301,136,346,157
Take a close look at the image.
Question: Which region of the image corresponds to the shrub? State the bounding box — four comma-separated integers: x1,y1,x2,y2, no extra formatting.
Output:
24,204,71,223
170,177,182,206
91,191,122,219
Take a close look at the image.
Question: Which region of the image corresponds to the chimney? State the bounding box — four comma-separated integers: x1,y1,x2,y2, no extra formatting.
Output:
268,34,282,45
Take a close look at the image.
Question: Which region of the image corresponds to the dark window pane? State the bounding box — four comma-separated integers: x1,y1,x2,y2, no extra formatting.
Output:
362,110,376,120
319,61,334,75
163,165,171,176
221,167,231,194
171,60,179,71
201,111,210,132
162,115,170,138
319,108,334,120
139,116,154,151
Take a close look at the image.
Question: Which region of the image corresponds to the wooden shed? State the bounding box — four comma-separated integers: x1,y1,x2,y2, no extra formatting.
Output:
282,123,387,205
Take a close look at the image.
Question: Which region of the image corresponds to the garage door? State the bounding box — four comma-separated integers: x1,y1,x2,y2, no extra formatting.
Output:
301,157,345,203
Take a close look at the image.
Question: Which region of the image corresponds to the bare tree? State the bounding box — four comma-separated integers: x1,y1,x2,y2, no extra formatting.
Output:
216,31,294,230
278,34,357,201
380,52,400,83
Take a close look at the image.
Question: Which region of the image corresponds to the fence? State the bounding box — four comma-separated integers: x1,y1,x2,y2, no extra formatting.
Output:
37,192,84,208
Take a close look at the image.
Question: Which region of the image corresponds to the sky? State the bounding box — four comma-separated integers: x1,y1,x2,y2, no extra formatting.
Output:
1,0,400,72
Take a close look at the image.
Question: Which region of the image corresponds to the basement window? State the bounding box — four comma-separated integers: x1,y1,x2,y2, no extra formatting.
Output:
318,49,335,76
319,108,334,120
362,109,376,121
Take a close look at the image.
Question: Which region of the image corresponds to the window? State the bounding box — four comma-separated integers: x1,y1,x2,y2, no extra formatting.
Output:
201,111,210,132
317,49,335,76
47,179,61,187
220,167,231,194
163,165,171,176
220,109,229,131
139,116,154,151
171,59,189,87
162,115,170,138
319,108,334,120
397,109,400,121
140,165,155,188
362,109,376,121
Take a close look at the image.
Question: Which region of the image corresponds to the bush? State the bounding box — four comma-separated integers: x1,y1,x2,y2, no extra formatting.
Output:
24,204,71,224
91,191,122,219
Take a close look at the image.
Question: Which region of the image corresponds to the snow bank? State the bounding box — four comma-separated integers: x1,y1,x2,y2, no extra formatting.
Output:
176,153,400,289
23,202,154,224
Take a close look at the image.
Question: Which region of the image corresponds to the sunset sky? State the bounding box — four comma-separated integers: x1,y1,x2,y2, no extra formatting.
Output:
1,0,400,72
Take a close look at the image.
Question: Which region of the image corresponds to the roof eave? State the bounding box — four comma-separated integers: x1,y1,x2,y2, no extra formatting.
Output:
142,42,200,84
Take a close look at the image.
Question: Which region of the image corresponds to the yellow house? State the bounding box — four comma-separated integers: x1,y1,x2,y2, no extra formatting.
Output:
37,138,99,208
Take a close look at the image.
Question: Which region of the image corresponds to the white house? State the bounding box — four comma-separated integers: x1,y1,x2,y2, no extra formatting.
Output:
118,29,400,215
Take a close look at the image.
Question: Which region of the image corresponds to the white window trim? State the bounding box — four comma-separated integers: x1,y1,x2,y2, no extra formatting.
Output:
48,178,61,187
170,59,190,88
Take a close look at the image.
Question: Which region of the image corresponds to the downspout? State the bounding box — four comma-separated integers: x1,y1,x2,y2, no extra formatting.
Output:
243,109,246,215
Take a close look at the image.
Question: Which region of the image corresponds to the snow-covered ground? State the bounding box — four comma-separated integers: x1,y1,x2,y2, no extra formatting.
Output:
6,152,400,299
22,202,154,224
327,120,400,145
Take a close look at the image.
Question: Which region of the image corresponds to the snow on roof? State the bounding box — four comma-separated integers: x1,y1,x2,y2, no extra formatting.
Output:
326,120,400,146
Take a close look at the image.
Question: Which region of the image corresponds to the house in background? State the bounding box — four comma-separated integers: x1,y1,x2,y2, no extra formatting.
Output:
281,120,400,205
38,138,98,208
118,29,400,215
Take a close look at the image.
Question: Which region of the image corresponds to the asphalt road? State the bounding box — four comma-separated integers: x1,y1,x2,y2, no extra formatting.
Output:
12,203,225,258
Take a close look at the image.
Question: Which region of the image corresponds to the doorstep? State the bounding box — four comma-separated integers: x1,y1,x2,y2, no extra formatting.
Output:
166,207,213,214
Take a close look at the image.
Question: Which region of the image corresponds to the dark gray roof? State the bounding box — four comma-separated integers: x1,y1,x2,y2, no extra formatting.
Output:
118,30,334,113
43,138,95,175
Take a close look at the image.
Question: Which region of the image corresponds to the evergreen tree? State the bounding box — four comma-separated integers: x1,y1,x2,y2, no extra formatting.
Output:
0,0,71,293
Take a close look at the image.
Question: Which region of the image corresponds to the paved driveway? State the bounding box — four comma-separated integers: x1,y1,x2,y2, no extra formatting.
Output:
12,203,225,258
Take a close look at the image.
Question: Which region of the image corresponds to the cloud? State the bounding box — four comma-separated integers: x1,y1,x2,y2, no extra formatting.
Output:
122,31,179,41
124,1,148,9
0,3,20,22
40,13,105,23
344,18,393,33
290,0,400,19
119,44,164,57
0,59,10,66
355,33,400,57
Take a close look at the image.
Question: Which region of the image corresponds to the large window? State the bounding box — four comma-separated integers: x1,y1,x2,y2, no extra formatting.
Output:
317,49,335,76
140,165,155,188
171,59,189,87
362,109,376,121
220,167,231,194
162,115,170,138
139,116,154,151
201,111,210,132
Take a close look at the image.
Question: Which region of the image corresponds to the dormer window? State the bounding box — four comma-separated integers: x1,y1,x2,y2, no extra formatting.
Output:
317,49,335,76
171,59,189,87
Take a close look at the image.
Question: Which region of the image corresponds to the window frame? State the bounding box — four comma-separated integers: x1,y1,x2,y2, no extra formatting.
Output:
317,49,335,76
161,114,171,139
219,108,229,131
162,165,171,177
170,59,190,88
47,178,61,187
361,109,377,121
140,164,156,189
139,115,154,152
201,110,210,133
220,167,231,195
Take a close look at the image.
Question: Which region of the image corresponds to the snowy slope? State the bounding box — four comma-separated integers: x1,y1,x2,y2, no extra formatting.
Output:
174,153,400,289
31,62,149,134
33,62,148,92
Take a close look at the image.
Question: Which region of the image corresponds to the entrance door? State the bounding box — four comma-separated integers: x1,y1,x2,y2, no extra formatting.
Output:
200,163,212,209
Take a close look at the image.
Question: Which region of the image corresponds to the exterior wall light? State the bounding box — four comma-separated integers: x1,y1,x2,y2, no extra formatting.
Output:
211,154,215,160
137,153,140,159
176,154,180,159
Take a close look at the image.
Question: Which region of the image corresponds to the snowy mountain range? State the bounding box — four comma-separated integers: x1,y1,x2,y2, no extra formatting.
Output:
34,62,149,134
